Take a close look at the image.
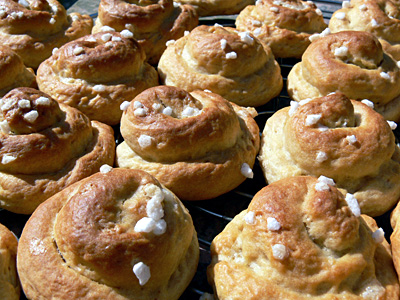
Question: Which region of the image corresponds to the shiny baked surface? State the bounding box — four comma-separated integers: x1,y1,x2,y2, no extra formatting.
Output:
17,168,199,300
208,176,399,299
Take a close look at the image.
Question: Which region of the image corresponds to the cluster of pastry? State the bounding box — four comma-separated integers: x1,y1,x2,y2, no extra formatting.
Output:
2,0,400,299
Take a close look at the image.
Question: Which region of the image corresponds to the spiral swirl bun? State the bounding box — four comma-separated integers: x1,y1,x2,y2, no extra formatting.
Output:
172,0,255,16
259,93,400,216
116,86,260,200
0,88,115,214
235,0,327,58
0,46,36,96
287,30,400,122
17,168,199,300
0,0,93,69
92,0,198,65
158,25,283,107
208,176,399,300
0,223,19,300
37,31,159,125
329,0,400,60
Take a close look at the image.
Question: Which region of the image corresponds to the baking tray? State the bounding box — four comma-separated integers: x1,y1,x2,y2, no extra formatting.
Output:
1,1,397,299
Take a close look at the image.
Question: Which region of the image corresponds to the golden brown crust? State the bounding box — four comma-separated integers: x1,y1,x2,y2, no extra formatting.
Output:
158,25,283,107
92,0,198,65
173,0,255,16
115,86,260,200
37,31,159,125
287,30,400,122
0,88,115,214
0,45,36,96
17,168,199,300
259,93,400,217
208,176,399,300
0,0,93,69
235,0,327,58
0,223,19,300
329,0,400,59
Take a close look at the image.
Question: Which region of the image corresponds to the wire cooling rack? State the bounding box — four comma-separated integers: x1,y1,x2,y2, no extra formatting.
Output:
3,1,397,299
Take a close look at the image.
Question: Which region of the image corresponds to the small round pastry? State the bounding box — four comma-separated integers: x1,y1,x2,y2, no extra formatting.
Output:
0,223,19,300
0,0,93,69
37,31,159,126
235,0,328,58
92,0,198,65
0,87,115,214
0,45,36,97
287,30,400,122
17,168,199,300
172,0,255,17
158,25,283,107
329,0,400,60
115,86,260,201
259,92,400,217
208,176,400,300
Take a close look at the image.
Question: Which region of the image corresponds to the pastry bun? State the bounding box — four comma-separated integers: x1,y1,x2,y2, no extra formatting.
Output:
17,168,199,300
329,0,400,60
235,0,328,58
287,30,400,122
0,45,36,97
0,223,19,300
0,0,93,68
0,88,115,214
172,0,255,17
116,85,260,200
158,25,283,107
92,0,198,65
37,31,159,125
208,176,399,299
259,92,400,217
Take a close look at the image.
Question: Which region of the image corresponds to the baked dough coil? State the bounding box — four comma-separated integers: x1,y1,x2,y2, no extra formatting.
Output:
172,0,255,17
116,86,260,201
235,0,327,58
329,0,400,60
0,223,19,300
0,87,115,214
37,31,159,125
0,0,93,69
0,45,36,97
158,25,283,107
391,202,400,284
287,30,400,122
92,0,198,65
17,168,199,300
259,93,400,217
208,176,399,300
